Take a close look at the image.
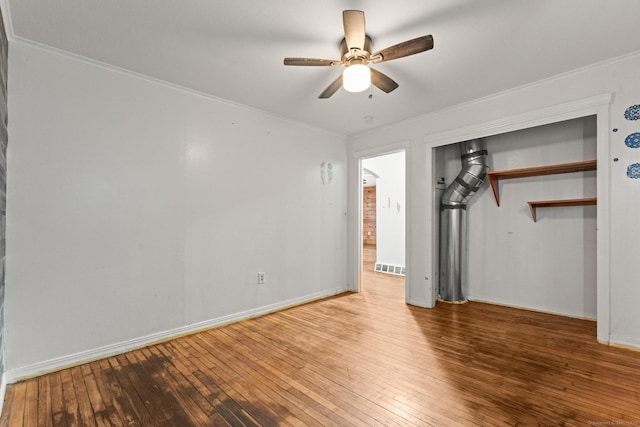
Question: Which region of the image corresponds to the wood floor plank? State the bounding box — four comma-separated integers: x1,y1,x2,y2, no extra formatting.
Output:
248,309,469,426
88,360,130,427
164,338,257,427
107,356,156,426
78,364,122,427
212,327,332,427
59,369,81,426
36,376,53,427
142,346,213,426
151,344,230,427
194,329,296,426
79,365,105,415
70,366,97,427
119,350,194,427
156,343,226,417
226,322,372,427
2,246,640,426
270,318,446,424
3,382,26,427
22,380,38,427
229,320,432,424
49,372,70,427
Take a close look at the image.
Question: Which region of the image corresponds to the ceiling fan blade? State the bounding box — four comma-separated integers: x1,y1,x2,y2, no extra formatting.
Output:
370,68,399,93
343,10,366,51
373,35,434,63
284,57,339,66
318,74,343,99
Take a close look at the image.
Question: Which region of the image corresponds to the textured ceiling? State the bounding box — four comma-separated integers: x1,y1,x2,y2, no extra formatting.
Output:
5,0,640,135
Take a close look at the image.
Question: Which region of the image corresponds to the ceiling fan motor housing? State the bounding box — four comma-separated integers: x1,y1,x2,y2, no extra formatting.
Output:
340,36,373,65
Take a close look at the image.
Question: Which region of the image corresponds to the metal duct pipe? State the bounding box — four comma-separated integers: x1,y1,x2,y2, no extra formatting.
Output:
439,138,489,303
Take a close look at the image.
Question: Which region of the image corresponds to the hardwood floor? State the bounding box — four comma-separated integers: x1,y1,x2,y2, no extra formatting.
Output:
2,247,639,426
360,244,406,301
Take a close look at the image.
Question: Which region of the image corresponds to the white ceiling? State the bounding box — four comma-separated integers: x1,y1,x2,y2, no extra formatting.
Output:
5,0,640,135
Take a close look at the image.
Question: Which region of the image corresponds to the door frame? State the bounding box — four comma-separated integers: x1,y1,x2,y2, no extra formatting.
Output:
349,144,409,299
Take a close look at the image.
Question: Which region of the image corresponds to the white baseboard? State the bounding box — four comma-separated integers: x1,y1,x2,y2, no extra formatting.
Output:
609,334,640,351
5,287,347,384
466,295,597,321
406,298,433,308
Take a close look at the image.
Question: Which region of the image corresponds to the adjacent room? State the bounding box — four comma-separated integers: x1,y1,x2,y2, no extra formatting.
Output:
1,1,640,425
361,151,406,297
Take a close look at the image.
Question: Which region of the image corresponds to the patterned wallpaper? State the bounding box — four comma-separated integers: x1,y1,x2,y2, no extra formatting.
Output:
0,7,7,374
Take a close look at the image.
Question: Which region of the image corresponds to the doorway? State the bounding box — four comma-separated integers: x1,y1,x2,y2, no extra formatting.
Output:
360,151,406,298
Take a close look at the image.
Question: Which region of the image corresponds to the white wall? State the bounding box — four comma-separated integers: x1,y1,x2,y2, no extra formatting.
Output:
347,51,640,349
362,152,406,267
5,41,347,374
438,117,597,318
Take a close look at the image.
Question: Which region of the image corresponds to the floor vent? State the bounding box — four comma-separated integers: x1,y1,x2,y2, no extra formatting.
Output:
375,263,406,276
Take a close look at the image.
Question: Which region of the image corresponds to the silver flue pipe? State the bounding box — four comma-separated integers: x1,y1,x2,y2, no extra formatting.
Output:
439,138,489,303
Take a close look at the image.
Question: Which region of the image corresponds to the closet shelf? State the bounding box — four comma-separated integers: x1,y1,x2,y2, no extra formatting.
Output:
487,160,597,206
527,197,597,222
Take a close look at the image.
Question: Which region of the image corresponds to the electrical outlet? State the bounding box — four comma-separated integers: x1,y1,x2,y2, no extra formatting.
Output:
257,272,265,285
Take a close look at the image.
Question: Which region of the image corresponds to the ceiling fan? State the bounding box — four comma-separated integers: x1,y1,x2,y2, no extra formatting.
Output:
284,10,434,99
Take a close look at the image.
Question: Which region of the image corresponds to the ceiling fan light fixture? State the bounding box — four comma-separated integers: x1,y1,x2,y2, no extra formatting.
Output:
284,10,434,98
343,64,371,92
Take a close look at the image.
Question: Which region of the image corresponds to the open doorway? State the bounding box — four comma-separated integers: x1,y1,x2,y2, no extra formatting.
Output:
360,151,406,299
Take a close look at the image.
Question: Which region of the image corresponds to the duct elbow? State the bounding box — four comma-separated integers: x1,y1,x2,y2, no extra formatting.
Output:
440,138,489,207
